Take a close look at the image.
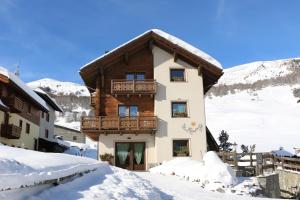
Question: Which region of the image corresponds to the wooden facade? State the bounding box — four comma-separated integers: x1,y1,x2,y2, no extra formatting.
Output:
81,46,157,139
0,76,48,140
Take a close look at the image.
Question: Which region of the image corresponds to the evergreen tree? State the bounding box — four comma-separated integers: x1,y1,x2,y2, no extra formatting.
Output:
218,130,232,151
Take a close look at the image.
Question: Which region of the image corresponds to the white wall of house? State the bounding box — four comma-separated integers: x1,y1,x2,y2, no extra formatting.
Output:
98,134,156,169
39,106,56,141
153,46,207,163
55,126,86,143
0,112,39,150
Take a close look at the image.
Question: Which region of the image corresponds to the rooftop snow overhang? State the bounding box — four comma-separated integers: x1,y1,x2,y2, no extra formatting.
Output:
34,89,63,113
79,29,223,94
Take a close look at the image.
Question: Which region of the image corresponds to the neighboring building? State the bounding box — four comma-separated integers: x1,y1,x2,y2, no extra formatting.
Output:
80,29,223,170
0,67,49,150
33,88,64,152
54,124,86,143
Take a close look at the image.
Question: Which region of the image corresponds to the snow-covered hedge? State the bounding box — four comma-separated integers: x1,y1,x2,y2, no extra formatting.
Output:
149,151,238,187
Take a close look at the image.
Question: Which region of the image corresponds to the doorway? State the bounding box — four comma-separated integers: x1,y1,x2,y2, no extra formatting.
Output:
115,142,145,171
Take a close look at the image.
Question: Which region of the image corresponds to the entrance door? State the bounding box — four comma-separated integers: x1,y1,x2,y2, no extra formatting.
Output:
115,142,145,171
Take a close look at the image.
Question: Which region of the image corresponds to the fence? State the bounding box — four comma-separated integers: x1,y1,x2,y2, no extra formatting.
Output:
218,151,300,175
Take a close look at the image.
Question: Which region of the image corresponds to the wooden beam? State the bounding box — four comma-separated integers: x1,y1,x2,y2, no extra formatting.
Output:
148,39,154,51
124,52,129,65
100,67,104,89
198,65,202,76
173,52,178,62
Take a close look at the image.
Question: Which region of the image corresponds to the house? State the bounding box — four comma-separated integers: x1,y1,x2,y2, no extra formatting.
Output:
80,29,223,170
32,88,65,152
54,124,86,143
0,67,49,150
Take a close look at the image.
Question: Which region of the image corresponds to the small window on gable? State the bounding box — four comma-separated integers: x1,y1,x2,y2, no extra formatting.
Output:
73,136,77,141
170,69,185,82
172,102,188,118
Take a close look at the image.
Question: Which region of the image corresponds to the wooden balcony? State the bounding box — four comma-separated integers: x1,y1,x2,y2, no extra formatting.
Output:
81,116,157,134
1,124,22,139
111,80,156,95
6,96,23,112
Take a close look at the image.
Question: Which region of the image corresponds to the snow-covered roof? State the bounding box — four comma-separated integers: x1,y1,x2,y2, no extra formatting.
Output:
33,88,63,112
80,29,222,70
0,67,49,111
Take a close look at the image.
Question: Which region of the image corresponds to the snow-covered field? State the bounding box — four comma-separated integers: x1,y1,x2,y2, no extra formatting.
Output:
0,145,101,191
206,85,300,152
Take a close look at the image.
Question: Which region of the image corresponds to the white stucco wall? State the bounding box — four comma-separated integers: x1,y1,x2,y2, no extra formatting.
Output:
39,106,56,140
0,113,39,150
153,46,207,163
98,134,156,170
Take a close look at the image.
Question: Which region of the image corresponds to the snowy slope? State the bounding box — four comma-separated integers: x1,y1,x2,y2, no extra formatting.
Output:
206,58,300,153
27,78,89,97
218,58,300,85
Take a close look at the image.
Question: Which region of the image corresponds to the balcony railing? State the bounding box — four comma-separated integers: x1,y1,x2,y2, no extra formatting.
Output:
81,116,157,133
1,124,22,139
111,80,156,95
6,96,23,112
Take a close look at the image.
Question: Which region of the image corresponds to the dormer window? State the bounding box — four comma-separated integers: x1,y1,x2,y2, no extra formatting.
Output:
170,69,185,82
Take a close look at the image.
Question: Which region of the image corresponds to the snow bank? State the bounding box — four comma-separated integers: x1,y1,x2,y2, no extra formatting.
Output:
0,145,101,190
150,151,237,187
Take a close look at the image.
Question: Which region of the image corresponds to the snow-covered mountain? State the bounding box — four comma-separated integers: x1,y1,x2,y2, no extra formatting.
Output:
27,78,89,97
206,58,300,153
27,78,91,130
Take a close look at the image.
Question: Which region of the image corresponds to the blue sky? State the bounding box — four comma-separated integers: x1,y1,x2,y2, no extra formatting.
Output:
0,0,300,83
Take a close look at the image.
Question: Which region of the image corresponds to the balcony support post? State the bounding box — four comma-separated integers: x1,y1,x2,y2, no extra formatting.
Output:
95,74,101,116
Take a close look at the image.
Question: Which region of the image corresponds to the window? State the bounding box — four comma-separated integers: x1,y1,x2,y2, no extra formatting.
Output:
73,136,77,141
118,105,138,117
173,140,190,157
46,113,50,122
26,123,30,134
172,102,188,118
19,120,23,129
28,105,31,113
170,69,185,82
126,72,145,80
45,129,49,138
41,112,44,118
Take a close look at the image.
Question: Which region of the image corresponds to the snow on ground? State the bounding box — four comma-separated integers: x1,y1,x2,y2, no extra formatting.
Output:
27,78,89,97
149,151,263,197
6,165,164,200
0,145,101,190
206,85,300,152
150,151,237,187
136,172,282,200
